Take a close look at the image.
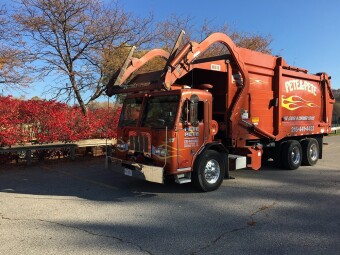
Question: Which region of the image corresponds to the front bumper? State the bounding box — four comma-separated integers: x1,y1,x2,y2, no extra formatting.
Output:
108,156,164,184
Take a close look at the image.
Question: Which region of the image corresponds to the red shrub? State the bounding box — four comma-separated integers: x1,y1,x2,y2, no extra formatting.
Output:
0,96,121,147
0,96,23,146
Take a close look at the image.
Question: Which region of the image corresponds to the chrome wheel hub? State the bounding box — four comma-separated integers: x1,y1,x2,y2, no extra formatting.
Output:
204,159,220,184
309,144,318,161
291,147,301,165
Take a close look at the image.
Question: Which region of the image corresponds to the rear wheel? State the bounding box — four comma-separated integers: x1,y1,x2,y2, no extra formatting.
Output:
281,140,302,170
301,138,319,166
192,150,225,192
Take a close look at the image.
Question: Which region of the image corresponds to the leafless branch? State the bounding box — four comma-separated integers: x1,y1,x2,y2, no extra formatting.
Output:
13,0,154,114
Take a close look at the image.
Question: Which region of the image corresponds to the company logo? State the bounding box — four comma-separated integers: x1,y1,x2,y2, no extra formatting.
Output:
285,79,317,96
282,95,320,111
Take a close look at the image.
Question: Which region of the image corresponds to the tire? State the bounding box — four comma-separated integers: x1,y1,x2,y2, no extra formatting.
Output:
192,150,225,192
281,140,302,170
301,138,319,166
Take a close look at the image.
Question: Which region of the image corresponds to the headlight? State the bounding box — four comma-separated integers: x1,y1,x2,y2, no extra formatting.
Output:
154,146,168,157
116,143,128,151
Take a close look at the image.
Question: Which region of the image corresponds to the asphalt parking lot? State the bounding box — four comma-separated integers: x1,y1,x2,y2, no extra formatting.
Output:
1,136,339,255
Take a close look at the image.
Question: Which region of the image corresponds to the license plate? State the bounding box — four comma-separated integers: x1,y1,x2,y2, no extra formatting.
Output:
124,168,132,176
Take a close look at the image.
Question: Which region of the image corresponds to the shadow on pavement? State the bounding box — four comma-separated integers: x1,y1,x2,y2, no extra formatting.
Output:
0,157,199,202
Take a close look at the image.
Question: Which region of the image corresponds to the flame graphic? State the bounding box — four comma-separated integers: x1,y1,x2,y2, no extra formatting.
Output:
153,143,186,160
282,95,319,111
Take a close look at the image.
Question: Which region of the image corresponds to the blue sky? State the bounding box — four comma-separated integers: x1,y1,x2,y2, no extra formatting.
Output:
4,0,340,100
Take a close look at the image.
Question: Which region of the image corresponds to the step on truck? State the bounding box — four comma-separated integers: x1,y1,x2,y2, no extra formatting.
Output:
106,31,335,191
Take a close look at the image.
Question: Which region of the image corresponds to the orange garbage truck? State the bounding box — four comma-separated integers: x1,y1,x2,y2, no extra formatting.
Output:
106,32,335,191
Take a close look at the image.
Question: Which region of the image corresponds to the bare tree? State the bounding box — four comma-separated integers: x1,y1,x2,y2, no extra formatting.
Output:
231,32,272,54
154,14,194,51
0,5,33,91
155,15,272,54
0,5,5,38
14,0,153,114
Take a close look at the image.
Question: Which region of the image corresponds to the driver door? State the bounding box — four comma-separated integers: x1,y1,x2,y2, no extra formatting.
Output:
177,99,205,170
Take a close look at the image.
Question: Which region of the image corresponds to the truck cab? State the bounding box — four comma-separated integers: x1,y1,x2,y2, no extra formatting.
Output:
113,88,227,191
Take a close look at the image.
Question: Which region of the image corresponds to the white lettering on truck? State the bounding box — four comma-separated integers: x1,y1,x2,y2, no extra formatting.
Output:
285,80,317,96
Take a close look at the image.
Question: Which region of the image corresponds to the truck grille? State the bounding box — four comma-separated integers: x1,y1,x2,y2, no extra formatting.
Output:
128,131,151,155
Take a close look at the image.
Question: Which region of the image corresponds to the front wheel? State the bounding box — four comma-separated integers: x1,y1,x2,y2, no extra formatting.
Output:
192,150,225,192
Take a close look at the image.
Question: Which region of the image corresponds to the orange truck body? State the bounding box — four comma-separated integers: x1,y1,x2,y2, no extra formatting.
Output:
106,32,335,191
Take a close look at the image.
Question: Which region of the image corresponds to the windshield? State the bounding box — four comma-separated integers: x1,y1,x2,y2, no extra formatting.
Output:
119,97,143,127
142,95,179,128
